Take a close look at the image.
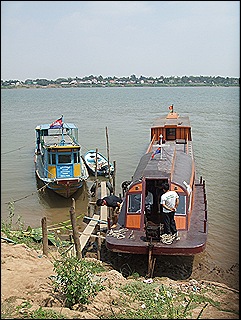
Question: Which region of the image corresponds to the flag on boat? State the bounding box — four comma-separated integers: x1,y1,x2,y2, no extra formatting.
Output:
151,147,161,159
169,105,173,112
50,116,63,128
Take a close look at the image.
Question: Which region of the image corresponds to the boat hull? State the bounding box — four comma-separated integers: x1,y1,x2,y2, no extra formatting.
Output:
34,153,87,199
106,182,207,256
46,179,84,198
105,110,208,257
35,169,84,198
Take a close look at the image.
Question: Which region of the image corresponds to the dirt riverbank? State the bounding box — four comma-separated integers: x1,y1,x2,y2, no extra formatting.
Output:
1,239,239,319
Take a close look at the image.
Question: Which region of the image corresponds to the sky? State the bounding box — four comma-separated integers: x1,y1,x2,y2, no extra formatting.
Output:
1,1,240,81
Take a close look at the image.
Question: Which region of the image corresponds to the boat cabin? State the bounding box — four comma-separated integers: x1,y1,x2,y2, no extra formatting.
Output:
119,111,195,235
35,123,82,180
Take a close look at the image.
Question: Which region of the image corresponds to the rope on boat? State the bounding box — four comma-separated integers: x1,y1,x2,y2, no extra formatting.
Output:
106,229,180,244
1,145,28,155
160,234,174,244
160,233,180,244
4,182,51,205
106,228,128,239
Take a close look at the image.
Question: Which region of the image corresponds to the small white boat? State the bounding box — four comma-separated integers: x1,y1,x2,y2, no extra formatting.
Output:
84,150,114,176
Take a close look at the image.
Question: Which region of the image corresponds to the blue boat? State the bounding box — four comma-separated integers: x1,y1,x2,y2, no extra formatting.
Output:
34,116,89,198
84,150,114,176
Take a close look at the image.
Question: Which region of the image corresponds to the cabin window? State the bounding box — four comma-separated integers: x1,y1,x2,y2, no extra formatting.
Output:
52,154,56,164
176,195,186,215
73,152,80,163
48,152,56,165
58,154,72,164
41,129,48,136
166,128,176,140
127,193,142,213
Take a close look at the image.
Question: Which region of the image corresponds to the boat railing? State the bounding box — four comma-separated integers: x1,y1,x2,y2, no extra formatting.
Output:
43,166,56,179
146,134,156,153
185,134,194,159
202,178,208,233
195,176,208,234
43,133,78,147
147,133,195,160
185,133,188,154
37,154,56,179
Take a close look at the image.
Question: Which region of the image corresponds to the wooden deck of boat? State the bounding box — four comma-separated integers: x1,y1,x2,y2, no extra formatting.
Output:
105,181,207,256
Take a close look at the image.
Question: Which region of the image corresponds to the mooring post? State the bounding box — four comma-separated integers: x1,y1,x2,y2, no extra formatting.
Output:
69,198,82,259
105,126,111,183
113,160,116,195
95,148,98,181
41,217,48,256
147,242,154,278
150,257,156,278
97,231,101,260
94,148,99,209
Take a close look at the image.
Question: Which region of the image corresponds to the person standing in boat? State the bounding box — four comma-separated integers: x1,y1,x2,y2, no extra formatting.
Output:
160,182,179,239
145,189,153,216
96,195,123,228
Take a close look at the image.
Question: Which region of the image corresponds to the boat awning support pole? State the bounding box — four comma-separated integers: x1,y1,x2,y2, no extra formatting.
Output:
159,134,163,159
60,115,65,145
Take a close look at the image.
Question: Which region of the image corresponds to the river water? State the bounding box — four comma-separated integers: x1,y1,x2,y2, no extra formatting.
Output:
1,87,239,284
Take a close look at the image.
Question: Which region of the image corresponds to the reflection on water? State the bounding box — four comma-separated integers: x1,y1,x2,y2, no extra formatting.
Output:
36,176,82,208
35,176,90,226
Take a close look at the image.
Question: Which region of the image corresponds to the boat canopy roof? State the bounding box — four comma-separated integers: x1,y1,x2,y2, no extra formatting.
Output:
132,152,171,181
132,143,193,191
35,122,78,131
152,113,191,128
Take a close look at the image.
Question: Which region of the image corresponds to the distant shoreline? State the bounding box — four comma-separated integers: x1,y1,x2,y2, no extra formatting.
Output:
2,74,239,88
1,83,239,89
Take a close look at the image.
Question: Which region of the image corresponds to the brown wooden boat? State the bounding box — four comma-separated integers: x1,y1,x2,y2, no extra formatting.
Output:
105,106,208,270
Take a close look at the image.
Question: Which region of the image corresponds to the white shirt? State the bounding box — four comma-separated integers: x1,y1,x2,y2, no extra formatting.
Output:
161,190,179,213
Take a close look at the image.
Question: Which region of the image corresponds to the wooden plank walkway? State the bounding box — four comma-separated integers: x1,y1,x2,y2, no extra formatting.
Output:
100,181,108,231
79,213,100,251
69,181,110,256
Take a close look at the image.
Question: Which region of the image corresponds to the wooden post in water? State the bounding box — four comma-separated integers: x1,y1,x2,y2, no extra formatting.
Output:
113,160,116,195
95,148,98,201
41,217,48,256
105,126,111,183
69,198,82,259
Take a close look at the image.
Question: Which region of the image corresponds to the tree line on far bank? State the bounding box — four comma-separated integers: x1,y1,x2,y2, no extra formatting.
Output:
1,74,239,88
